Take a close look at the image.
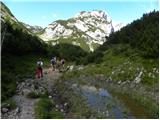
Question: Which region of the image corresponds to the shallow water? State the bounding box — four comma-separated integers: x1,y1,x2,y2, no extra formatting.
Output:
72,84,150,118
74,85,130,118
111,92,151,118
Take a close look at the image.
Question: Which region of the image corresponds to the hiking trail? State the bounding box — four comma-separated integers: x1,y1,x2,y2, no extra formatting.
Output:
2,68,61,119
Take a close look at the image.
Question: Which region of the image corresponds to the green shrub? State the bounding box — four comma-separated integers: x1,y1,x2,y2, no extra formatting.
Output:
1,71,17,101
35,98,64,119
1,99,17,110
26,92,40,99
35,98,53,118
49,110,64,119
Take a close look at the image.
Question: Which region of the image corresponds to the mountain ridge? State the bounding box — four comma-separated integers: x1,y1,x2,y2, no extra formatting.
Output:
39,10,125,51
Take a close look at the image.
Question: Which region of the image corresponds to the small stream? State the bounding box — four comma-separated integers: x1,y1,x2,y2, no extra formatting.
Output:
72,84,150,118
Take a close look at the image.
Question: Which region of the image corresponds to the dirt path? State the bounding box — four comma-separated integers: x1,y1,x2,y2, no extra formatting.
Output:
2,68,62,119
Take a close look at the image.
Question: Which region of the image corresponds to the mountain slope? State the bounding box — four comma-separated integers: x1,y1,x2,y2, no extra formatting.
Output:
1,2,89,101
22,22,43,34
1,2,32,34
1,2,49,101
39,10,125,51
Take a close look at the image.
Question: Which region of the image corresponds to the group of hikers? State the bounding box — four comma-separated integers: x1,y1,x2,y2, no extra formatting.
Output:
36,56,65,78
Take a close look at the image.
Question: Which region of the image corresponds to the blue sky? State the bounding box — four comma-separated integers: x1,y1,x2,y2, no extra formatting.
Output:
3,0,159,28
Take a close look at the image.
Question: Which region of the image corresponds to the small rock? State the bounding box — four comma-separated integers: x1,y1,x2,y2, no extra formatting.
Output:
118,81,121,85
134,71,143,84
53,93,57,96
72,83,77,88
69,65,74,71
21,82,25,86
22,89,31,96
2,108,9,113
15,107,20,113
55,104,59,108
77,65,84,70
60,109,64,112
64,103,68,106
48,95,52,99
106,110,109,116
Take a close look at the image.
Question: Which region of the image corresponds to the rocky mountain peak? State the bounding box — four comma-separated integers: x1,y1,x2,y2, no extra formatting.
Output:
40,10,125,51
74,10,111,22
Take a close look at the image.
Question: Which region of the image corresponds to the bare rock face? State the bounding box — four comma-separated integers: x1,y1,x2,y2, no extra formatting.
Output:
39,10,125,51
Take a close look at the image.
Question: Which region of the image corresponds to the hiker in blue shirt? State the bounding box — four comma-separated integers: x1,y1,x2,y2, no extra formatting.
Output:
51,56,56,71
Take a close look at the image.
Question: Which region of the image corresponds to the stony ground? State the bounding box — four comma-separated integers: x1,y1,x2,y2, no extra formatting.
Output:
1,68,62,119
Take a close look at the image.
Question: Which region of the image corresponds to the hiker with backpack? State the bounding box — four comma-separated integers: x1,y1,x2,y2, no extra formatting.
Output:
51,56,56,71
36,58,43,78
61,58,65,68
58,58,65,72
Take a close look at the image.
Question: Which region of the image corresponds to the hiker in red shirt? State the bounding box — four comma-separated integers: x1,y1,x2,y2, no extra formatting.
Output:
36,58,43,78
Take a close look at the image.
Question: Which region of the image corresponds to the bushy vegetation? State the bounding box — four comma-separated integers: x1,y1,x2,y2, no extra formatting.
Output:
1,99,17,110
104,11,158,58
1,20,48,56
35,98,64,119
48,43,88,64
26,90,49,99
1,55,50,101
1,9,51,101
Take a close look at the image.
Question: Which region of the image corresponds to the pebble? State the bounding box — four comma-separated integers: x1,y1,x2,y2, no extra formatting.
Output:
48,95,52,99
55,104,59,108
15,107,20,113
64,103,68,106
118,81,121,85
2,108,9,113
60,109,64,112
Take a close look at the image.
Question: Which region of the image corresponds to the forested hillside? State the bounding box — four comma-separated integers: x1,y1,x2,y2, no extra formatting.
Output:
100,11,158,58
84,11,159,64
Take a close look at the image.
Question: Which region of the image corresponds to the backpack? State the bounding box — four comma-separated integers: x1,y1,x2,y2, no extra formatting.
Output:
51,59,55,64
37,61,42,68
